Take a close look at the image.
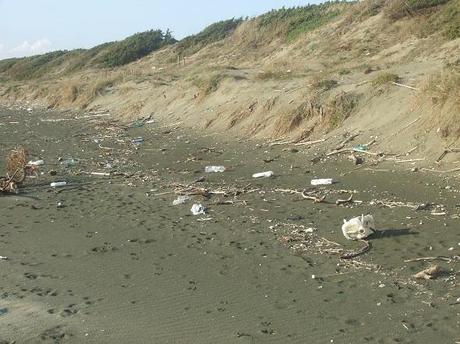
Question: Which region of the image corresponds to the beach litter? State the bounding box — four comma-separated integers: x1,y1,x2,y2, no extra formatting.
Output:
191,203,206,215
205,166,225,173
173,195,191,206
131,137,144,145
342,214,375,240
0,256,8,261
252,171,274,178
50,181,67,188
28,159,45,166
353,144,369,152
414,265,444,280
60,158,77,167
311,178,334,186
1,146,30,193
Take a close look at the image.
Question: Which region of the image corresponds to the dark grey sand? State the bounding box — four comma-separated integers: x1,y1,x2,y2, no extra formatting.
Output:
0,108,459,343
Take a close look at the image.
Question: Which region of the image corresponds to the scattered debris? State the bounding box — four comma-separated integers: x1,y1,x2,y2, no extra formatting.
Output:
405,256,459,263
252,171,274,178
1,146,31,193
436,148,460,163
336,194,353,206
191,203,206,216
340,240,372,260
348,154,364,165
311,178,334,186
131,137,144,146
414,265,444,280
173,195,191,206
301,191,326,203
342,215,375,240
60,158,77,167
50,181,67,188
205,166,226,173
28,159,45,166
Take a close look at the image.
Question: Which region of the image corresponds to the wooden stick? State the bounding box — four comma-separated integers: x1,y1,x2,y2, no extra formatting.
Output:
394,158,425,164
340,240,371,260
335,133,359,151
336,194,353,206
421,167,460,174
301,191,326,203
293,138,326,146
391,82,419,91
404,256,459,263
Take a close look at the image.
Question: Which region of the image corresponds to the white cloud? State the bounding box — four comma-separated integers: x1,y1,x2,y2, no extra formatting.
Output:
0,43,4,51
10,38,52,57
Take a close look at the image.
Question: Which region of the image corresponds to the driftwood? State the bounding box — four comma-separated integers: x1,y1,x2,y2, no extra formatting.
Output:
293,138,326,147
340,240,371,259
269,138,326,147
275,188,326,203
301,191,326,203
414,265,444,280
336,194,353,206
391,82,419,91
335,133,359,151
404,256,459,263
436,148,460,163
421,167,460,174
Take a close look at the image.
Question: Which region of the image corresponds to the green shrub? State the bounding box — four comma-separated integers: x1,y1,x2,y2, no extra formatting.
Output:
0,58,19,73
259,2,349,41
177,18,243,55
6,50,69,79
97,30,176,68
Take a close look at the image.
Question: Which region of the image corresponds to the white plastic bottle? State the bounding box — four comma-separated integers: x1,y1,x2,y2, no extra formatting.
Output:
205,166,226,173
252,171,274,178
50,181,67,187
311,178,334,186
28,160,45,166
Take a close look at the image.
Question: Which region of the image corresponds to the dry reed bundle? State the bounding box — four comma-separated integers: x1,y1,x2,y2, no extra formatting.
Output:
6,146,28,184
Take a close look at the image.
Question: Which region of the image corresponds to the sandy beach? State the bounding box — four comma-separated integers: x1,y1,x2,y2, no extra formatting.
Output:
0,107,459,343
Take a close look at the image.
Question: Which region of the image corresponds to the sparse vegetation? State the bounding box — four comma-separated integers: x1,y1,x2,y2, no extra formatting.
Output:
384,0,451,20
421,69,460,107
313,79,338,91
372,72,400,86
326,92,361,128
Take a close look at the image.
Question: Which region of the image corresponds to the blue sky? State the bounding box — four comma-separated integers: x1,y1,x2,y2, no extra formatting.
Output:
0,0,321,59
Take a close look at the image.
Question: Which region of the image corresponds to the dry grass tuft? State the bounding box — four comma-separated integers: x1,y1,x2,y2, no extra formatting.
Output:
323,92,361,128
79,77,118,108
421,69,460,107
6,146,28,184
372,72,400,86
272,98,323,137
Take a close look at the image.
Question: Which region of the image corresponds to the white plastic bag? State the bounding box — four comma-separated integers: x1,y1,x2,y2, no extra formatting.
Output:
173,195,191,206
342,214,375,240
191,203,206,216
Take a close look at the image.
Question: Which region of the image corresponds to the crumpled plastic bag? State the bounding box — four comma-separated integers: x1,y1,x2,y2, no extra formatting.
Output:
191,203,206,216
342,214,375,240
